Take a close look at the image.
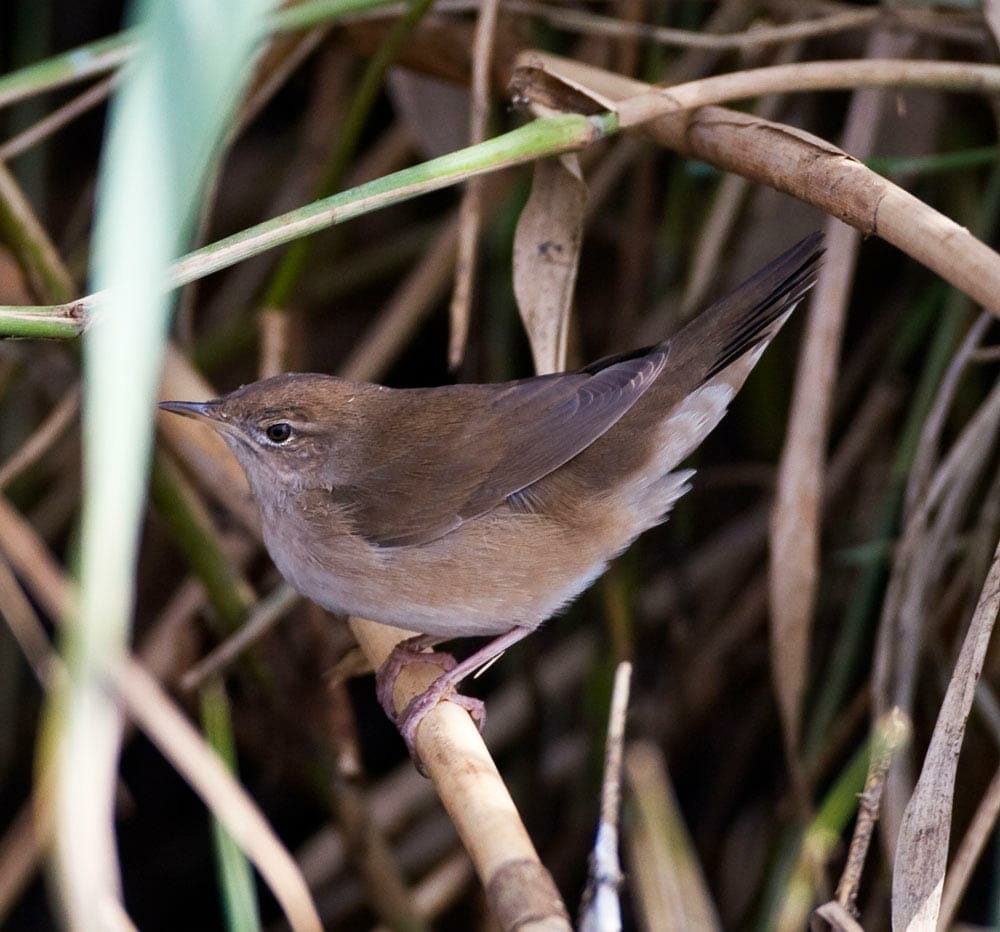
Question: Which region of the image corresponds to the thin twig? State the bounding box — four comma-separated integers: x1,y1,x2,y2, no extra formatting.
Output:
180,583,300,691
341,175,513,382
508,1,881,51
0,77,116,162
834,708,911,915
259,307,292,378
904,312,992,519
0,493,75,620
0,383,80,491
448,0,500,369
0,553,53,684
579,662,632,932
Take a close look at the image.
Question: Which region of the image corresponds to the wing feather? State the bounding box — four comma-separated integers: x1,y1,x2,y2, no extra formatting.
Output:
345,346,667,548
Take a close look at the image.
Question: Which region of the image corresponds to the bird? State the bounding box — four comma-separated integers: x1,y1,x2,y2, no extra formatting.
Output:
160,231,823,757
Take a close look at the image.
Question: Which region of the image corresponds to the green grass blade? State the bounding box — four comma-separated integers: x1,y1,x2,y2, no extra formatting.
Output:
40,0,275,925
0,0,403,112
201,681,262,932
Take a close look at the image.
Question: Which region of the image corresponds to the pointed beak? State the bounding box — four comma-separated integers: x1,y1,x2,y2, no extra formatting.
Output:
158,400,219,420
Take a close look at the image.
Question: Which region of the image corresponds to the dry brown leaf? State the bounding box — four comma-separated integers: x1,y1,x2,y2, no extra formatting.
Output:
891,537,1000,931
512,154,586,374
768,218,854,773
875,381,1000,849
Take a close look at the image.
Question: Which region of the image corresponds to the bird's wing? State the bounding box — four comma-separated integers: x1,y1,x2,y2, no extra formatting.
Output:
336,346,667,548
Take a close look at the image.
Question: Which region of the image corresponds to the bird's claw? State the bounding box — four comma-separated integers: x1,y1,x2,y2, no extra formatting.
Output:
375,635,485,774
398,683,486,775
374,635,453,720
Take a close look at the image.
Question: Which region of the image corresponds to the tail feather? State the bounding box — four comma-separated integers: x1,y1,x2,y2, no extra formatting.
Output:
698,231,824,381
530,232,824,509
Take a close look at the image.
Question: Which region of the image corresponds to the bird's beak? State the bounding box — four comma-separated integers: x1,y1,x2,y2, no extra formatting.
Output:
158,400,220,420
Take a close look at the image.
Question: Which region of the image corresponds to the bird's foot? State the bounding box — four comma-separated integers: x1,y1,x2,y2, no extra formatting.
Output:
375,636,485,771
374,635,449,720
398,676,486,767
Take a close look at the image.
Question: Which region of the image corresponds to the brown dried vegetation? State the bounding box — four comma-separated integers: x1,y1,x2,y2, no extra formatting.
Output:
2,1,1000,929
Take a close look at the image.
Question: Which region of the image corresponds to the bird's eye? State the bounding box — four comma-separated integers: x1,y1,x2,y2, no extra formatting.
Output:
264,422,292,444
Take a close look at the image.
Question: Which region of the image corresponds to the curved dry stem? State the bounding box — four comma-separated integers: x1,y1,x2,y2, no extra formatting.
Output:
609,59,1000,129
520,52,1000,319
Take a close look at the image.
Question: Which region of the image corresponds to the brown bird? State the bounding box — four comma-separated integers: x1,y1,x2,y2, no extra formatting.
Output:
161,232,822,754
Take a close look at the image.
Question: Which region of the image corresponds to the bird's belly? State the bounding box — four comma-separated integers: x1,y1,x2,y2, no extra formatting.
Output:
262,511,612,640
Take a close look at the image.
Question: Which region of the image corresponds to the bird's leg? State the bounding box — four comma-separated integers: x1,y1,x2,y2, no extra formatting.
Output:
375,634,452,721
383,626,534,767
